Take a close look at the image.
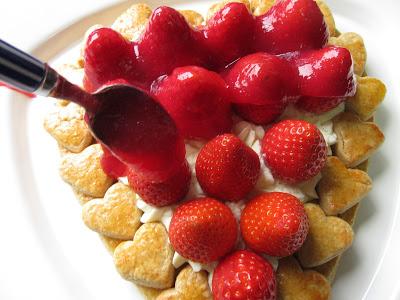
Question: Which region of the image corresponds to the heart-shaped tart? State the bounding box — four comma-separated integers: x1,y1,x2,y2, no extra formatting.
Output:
40,0,386,299
298,203,354,268
114,223,174,289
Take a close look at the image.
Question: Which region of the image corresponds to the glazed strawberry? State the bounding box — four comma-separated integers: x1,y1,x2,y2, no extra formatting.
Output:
200,3,254,69
83,28,141,92
261,119,327,183
169,198,237,263
212,250,277,300
151,66,232,139
100,145,127,179
136,6,206,83
224,52,297,106
234,103,283,125
240,192,309,257
296,96,346,114
254,0,329,54
195,134,260,202
293,46,356,97
128,161,190,207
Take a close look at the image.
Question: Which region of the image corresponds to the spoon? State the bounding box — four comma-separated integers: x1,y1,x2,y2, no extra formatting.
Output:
0,39,186,181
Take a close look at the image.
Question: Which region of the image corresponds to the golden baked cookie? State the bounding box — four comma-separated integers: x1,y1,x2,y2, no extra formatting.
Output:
333,112,384,167
277,256,331,300
59,144,114,197
298,203,354,268
82,182,142,240
113,223,175,289
317,156,372,215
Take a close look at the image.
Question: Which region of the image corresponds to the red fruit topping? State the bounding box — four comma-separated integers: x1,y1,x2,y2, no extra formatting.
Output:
224,52,296,106
151,66,232,140
254,0,329,54
128,161,190,207
136,6,206,83
261,119,327,183
201,3,255,69
293,46,356,97
234,103,283,125
83,28,140,92
296,96,346,114
169,197,237,263
100,145,127,179
212,250,277,300
195,134,260,202
241,192,309,257
89,86,186,181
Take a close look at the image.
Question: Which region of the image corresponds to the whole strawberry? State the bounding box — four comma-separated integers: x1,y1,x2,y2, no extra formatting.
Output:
151,66,232,140
195,134,260,202
261,119,327,183
296,96,346,114
212,250,277,300
240,192,309,257
169,197,237,263
127,161,191,207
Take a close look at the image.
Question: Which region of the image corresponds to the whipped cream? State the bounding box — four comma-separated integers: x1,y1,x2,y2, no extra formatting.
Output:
122,104,343,276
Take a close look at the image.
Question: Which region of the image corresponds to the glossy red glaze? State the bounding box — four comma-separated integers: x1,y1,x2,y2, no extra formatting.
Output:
86,86,187,181
224,52,296,106
151,66,232,139
100,145,128,179
296,96,346,114
292,46,356,97
136,6,208,83
80,0,356,194
200,3,255,69
253,0,329,54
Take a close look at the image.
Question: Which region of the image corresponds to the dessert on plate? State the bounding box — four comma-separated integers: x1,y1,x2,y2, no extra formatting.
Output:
43,0,386,299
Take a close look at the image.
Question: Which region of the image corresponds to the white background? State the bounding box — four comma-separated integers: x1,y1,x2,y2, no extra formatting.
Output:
1,1,400,299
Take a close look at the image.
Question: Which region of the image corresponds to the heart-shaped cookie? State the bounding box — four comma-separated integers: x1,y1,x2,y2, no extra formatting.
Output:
111,3,152,41
59,144,114,197
333,112,384,167
313,201,361,282
180,10,204,27
156,265,212,300
346,76,386,121
317,156,372,215
297,203,354,268
44,102,93,153
82,182,142,240
328,32,366,76
250,0,275,16
277,256,331,300
113,223,174,289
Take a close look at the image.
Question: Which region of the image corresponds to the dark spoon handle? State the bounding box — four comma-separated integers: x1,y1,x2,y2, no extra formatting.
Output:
0,39,58,95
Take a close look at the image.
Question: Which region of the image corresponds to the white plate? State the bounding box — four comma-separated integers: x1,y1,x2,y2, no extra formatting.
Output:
1,0,400,299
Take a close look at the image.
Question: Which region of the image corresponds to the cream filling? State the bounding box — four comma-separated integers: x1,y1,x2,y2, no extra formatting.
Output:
119,104,344,277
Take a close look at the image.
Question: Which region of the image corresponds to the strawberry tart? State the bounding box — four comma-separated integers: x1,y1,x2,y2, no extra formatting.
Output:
44,0,386,299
